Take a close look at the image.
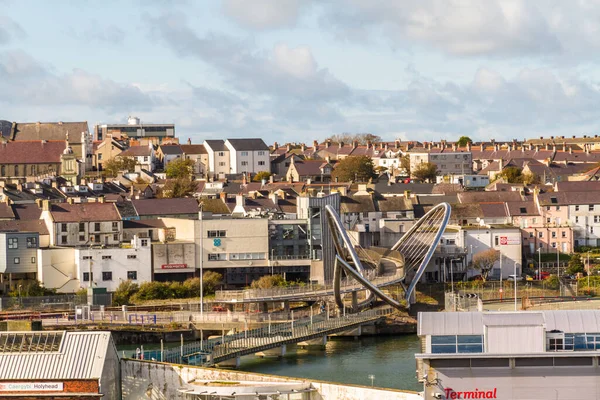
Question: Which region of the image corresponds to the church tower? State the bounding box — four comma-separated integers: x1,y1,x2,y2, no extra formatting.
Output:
61,132,79,184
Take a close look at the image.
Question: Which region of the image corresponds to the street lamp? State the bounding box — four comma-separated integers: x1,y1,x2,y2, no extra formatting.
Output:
450,258,461,311
537,247,542,281
368,374,375,387
18,284,22,305
199,202,204,317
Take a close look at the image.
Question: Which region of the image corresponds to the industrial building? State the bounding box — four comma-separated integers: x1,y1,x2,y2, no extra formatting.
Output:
0,330,120,398
417,311,600,399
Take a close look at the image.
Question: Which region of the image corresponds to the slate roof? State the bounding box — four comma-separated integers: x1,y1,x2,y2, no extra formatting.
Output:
180,144,207,155
50,203,121,222
340,195,376,213
198,197,231,214
119,145,152,157
11,203,41,220
555,181,600,192
159,144,183,155
537,191,600,206
0,220,49,235
11,122,88,142
226,138,269,151
123,219,167,229
0,203,15,219
458,191,524,203
374,182,434,195
0,141,65,164
291,160,331,176
480,202,509,218
131,198,198,216
204,140,227,152
376,196,413,212
505,201,538,216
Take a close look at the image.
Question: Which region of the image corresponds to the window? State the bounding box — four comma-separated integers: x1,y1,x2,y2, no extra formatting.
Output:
26,237,37,248
258,151,265,156
576,216,580,223
31,257,35,264
595,216,600,223
575,205,580,211
61,236,67,244
241,151,248,156
13,257,19,264
229,252,266,260
556,206,560,211
258,161,265,166
79,222,85,232
102,255,112,260
520,207,527,213
98,153,103,160
552,231,556,238
590,205,595,212
127,271,138,280
431,335,483,354
14,165,18,175
127,255,137,259
7,238,18,249
551,197,558,204
241,161,248,166
102,271,112,281
0,165,4,176
79,235,85,242
112,222,119,231
208,253,227,261
546,218,551,223
83,256,92,260
529,232,534,238
207,230,226,238
538,232,543,238
144,156,148,162
219,162,226,167
494,236,499,246
83,272,93,282
562,231,567,238
95,223,101,231
61,223,68,233
552,242,557,248
218,152,225,156
141,239,148,247
546,206,550,211
113,234,119,241
592,227,595,234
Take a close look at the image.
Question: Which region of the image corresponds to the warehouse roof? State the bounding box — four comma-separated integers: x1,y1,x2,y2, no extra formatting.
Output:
0,331,114,380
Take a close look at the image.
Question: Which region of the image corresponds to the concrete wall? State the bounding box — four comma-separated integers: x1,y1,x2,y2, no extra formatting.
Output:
152,242,196,274
37,247,78,293
121,360,422,400
100,340,122,400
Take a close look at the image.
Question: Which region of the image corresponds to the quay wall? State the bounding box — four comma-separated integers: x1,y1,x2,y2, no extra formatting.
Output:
121,359,422,400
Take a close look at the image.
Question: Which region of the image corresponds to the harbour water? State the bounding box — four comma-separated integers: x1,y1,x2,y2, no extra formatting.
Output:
238,334,421,391
117,334,421,391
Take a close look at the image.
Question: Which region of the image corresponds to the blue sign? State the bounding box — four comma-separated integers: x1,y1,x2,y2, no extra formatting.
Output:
213,238,221,247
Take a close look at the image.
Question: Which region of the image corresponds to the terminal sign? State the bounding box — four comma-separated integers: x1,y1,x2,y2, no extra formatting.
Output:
0,382,64,392
444,388,497,399
161,264,188,269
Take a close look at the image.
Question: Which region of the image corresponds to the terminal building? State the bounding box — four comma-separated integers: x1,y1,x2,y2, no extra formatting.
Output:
417,311,600,399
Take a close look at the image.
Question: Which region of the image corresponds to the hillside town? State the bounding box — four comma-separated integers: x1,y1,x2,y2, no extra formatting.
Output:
0,117,598,296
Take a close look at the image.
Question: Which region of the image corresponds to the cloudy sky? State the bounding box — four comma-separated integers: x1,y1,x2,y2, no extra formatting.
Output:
3,0,600,144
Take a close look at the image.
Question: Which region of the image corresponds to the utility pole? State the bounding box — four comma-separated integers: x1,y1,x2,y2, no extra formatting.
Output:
199,202,204,317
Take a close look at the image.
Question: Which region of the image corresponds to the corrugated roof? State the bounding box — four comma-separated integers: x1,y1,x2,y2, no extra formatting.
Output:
0,331,113,380
482,312,544,326
418,312,484,336
543,310,600,333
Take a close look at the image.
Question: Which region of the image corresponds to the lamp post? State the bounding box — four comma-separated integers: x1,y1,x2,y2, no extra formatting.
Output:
537,247,542,281
199,202,204,317
588,251,591,293
450,258,461,311
514,262,519,311
556,245,560,296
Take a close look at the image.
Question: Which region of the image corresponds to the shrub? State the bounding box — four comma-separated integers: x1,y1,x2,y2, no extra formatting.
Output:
202,271,223,295
113,280,139,306
251,274,288,289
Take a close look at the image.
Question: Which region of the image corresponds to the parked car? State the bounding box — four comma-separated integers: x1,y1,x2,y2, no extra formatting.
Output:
507,275,523,281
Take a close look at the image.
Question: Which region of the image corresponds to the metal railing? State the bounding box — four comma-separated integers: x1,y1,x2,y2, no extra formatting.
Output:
269,254,312,260
135,306,393,365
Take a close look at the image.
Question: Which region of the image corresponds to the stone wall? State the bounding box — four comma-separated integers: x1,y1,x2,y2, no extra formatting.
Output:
121,359,422,400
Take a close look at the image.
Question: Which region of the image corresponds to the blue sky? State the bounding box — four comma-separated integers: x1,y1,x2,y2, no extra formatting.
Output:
3,0,600,144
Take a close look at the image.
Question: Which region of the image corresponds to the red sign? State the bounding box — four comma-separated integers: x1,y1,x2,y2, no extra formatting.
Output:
444,388,497,399
161,264,187,269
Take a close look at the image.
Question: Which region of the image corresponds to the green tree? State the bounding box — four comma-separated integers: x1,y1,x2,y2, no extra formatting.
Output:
331,155,375,182
499,166,523,183
456,136,473,147
251,274,288,289
113,280,139,306
400,154,410,175
165,158,195,179
566,254,585,276
327,133,382,145
159,178,198,198
252,171,272,182
202,271,223,295
472,249,500,281
103,156,137,177
412,162,438,182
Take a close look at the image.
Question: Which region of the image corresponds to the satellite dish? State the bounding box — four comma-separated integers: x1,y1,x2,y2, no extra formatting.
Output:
476,217,481,222
479,219,485,226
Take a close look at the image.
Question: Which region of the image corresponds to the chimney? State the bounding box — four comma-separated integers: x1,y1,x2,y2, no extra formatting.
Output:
42,200,50,211
480,142,484,151
494,143,499,152
543,158,551,167
219,191,227,202
16,183,22,192
498,158,504,171
338,141,344,149
67,197,74,204
427,142,432,150
394,140,400,150
51,181,58,189
187,138,191,145
337,186,347,196
274,141,279,150
326,139,331,148
466,142,472,151
242,173,247,185
384,143,389,151
269,174,274,184
98,196,105,203
306,178,312,185
535,145,540,152
313,140,318,148
586,144,590,154
236,194,245,208
403,190,411,198
569,146,573,154
301,143,306,152
545,142,549,150
452,143,457,151
366,140,372,148
287,143,292,152
35,199,42,208
325,156,331,164
269,191,278,206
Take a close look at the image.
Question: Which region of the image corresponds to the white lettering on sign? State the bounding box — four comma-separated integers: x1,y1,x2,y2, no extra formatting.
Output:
499,236,519,246
0,382,64,391
444,388,497,399
161,264,188,269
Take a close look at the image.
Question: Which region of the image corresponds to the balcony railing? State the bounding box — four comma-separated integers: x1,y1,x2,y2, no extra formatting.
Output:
269,254,312,261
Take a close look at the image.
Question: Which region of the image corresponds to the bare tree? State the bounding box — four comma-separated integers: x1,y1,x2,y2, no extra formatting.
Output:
472,249,500,281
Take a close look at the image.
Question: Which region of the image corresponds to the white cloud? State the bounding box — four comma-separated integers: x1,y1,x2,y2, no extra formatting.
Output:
271,44,317,79
0,16,25,45
222,0,308,30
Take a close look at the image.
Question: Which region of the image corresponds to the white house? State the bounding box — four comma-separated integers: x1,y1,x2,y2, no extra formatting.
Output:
204,140,231,180
225,138,270,175
117,142,156,172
